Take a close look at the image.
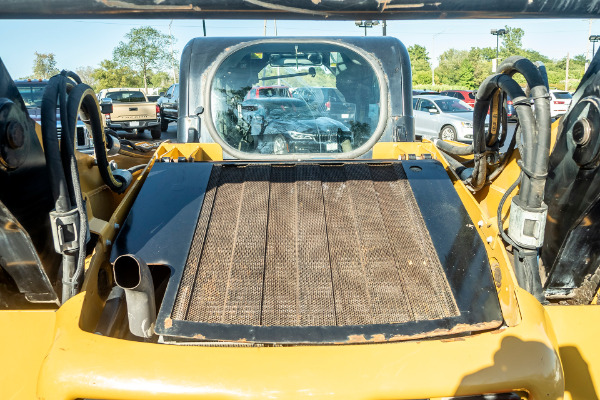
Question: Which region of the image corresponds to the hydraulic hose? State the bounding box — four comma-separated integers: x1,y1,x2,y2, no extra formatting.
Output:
67,84,131,193
42,71,134,302
42,74,79,302
497,57,550,302
432,56,550,301
498,56,551,209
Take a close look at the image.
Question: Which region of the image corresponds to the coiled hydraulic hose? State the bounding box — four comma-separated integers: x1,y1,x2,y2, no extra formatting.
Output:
42,70,132,303
432,57,551,301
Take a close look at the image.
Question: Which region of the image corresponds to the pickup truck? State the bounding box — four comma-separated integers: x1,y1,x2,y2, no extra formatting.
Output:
99,88,162,139
15,79,94,152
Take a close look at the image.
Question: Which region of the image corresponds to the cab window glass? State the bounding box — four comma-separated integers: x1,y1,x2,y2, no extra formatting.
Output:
16,84,46,108
106,91,145,102
418,99,435,111
210,43,381,156
172,84,179,98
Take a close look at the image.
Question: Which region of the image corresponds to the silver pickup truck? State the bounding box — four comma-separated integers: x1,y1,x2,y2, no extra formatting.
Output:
99,88,162,139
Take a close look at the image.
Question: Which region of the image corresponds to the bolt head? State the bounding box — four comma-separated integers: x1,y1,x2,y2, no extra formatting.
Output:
6,121,24,149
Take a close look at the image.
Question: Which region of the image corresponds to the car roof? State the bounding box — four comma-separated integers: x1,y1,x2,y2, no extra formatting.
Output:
252,85,289,89
102,88,146,93
441,90,474,93
14,79,48,85
414,95,456,101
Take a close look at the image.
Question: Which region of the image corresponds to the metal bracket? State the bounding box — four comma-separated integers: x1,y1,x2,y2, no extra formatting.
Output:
49,208,80,254
508,198,548,248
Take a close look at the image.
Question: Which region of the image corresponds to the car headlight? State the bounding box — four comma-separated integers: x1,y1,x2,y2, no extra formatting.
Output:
288,131,314,140
461,121,473,128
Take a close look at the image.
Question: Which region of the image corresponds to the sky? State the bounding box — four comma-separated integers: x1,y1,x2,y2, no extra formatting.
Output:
0,18,596,80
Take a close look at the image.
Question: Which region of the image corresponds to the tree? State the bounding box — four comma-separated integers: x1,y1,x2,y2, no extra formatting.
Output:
150,71,172,93
75,66,99,88
32,52,59,79
407,44,432,85
457,59,476,89
113,26,176,91
467,47,494,87
91,59,140,91
500,26,525,57
435,49,469,86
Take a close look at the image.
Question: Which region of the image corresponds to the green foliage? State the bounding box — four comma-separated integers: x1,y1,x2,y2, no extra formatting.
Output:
113,26,177,90
32,52,59,79
467,47,494,88
435,49,469,86
91,59,140,92
407,44,432,86
413,70,432,86
500,26,525,57
457,60,476,89
149,71,172,93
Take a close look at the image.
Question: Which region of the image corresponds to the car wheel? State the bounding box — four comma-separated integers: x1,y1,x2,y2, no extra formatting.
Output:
151,125,161,140
273,134,288,154
439,125,457,141
160,114,169,131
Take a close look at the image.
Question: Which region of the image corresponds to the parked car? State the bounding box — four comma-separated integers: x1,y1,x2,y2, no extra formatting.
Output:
240,97,352,154
244,85,291,100
413,95,477,142
412,89,439,95
99,88,162,139
157,83,179,131
550,90,572,118
505,96,517,120
291,87,356,123
439,90,476,107
14,79,93,152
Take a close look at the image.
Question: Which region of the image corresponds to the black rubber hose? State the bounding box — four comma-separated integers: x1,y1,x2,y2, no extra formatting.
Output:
499,56,551,208
62,69,82,85
69,84,129,194
41,75,71,213
434,139,473,156
64,83,95,293
534,61,550,91
41,75,78,302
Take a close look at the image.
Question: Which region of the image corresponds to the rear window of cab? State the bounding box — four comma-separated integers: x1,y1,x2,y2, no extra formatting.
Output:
208,41,383,158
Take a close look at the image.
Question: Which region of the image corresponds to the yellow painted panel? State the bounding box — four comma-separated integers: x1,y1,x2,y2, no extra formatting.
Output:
546,306,600,400
34,290,562,400
0,311,56,399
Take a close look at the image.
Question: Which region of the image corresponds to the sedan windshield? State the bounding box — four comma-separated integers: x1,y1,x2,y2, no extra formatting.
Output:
434,98,473,113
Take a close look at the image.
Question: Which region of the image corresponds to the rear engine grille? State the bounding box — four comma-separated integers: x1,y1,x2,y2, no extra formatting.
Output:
172,163,459,327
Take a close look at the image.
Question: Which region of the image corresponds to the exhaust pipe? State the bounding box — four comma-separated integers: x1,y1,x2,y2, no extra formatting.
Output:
112,254,156,338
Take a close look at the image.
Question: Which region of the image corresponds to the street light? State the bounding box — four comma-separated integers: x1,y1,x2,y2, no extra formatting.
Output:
491,28,507,60
355,20,379,36
590,35,600,59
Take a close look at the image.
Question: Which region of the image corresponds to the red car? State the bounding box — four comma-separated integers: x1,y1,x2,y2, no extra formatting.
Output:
244,85,291,100
439,90,476,107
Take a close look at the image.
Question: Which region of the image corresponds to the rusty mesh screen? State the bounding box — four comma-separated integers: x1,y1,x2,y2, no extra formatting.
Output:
172,163,459,326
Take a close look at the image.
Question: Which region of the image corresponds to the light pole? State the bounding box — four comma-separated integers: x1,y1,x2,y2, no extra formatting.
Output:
491,28,507,72
590,35,600,60
355,20,379,36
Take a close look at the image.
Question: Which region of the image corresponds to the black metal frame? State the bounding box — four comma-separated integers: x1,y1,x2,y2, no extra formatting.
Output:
1,0,598,19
